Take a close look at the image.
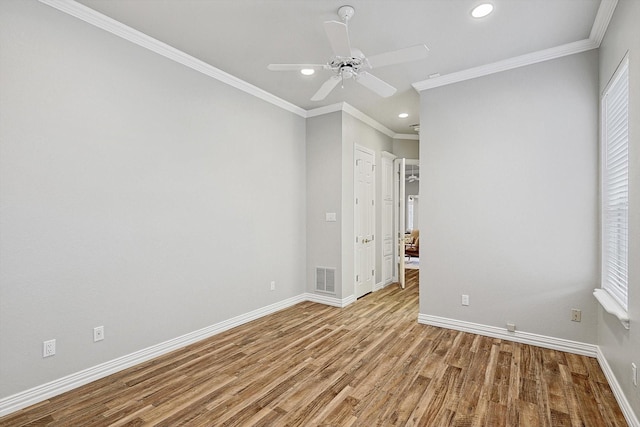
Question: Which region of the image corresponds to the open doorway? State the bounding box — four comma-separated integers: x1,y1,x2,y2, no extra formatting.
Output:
394,158,419,288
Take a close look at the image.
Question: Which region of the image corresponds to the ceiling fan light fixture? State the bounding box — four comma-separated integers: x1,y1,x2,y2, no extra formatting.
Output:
300,68,315,76
398,113,409,118
471,3,494,18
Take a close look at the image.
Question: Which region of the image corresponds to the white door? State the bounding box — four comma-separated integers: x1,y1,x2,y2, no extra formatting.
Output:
381,152,396,286
397,158,406,288
355,146,375,298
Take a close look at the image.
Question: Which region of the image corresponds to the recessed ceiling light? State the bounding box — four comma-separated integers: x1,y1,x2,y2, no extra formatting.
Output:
471,3,493,18
300,68,315,76
398,113,409,118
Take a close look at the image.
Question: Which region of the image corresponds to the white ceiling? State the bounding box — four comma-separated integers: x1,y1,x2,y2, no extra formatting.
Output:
76,0,602,135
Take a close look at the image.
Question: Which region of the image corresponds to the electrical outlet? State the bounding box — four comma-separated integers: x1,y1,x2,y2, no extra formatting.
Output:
571,309,582,322
270,281,276,291
506,323,516,332
43,339,56,357
94,326,104,342
461,294,469,306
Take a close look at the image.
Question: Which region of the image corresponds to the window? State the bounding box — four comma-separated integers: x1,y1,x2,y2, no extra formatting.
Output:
601,55,629,312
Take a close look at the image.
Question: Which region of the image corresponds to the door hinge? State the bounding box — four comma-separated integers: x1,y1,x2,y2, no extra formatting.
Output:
356,274,359,282
355,198,359,204
371,269,375,276
356,236,359,243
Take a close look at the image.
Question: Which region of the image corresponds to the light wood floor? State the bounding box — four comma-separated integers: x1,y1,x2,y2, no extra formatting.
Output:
1,270,628,426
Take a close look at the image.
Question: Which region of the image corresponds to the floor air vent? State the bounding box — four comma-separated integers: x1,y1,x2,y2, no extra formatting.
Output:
316,267,336,294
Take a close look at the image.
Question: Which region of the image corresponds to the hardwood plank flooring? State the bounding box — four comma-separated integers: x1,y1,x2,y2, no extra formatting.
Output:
0,269,628,426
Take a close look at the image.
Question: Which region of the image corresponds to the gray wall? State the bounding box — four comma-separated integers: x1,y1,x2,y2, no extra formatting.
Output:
0,0,306,398
306,113,344,297
419,51,599,344
597,0,640,417
305,111,393,299
392,138,419,159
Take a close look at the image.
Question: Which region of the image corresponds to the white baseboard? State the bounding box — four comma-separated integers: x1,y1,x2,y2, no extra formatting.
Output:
596,347,640,427
0,294,306,417
305,292,355,308
419,314,640,425
4,299,630,420
417,314,598,357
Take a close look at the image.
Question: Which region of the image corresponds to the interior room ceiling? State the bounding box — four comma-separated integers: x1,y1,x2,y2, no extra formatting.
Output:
76,0,601,135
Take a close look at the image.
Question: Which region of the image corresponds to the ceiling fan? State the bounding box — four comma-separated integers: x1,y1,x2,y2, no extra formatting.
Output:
267,5,429,101
407,165,419,183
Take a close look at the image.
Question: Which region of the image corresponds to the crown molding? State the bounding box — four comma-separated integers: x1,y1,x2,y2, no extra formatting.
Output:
341,103,396,138
306,103,343,118
393,134,419,140
413,38,597,92
413,0,619,93
38,0,399,136
38,0,307,118
41,0,617,132
590,0,618,46
307,103,397,139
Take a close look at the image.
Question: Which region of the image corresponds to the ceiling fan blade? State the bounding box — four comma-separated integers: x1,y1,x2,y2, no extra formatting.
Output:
323,20,352,57
367,44,429,69
311,75,341,101
267,64,327,71
356,72,396,98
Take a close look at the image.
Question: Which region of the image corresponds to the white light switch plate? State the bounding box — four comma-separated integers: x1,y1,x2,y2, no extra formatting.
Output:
325,212,337,222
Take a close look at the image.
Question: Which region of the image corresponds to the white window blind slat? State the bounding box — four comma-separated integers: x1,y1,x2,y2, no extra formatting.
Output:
601,56,629,312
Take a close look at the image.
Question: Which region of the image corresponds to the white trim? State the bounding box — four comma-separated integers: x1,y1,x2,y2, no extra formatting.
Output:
0,294,307,417
412,0,619,92
381,151,397,160
393,134,420,140
590,0,619,46
594,289,630,329
417,314,598,357
343,103,395,138
354,144,377,158
306,103,344,118
354,144,377,300
306,102,397,139
36,1,409,138
413,39,597,92
0,291,355,416
305,292,356,308
38,0,306,118
373,280,385,292
596,347,640,427
38,0,619,127
0,298,629,419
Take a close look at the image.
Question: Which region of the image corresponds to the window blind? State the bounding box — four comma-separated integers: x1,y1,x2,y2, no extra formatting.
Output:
601,56,629,312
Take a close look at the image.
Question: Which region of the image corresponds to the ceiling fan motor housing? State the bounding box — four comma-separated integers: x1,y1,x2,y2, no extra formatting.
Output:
337,5,355,22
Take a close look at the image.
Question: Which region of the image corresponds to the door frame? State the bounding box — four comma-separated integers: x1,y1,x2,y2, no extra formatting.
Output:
394,158,419,288
354,144,376,298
